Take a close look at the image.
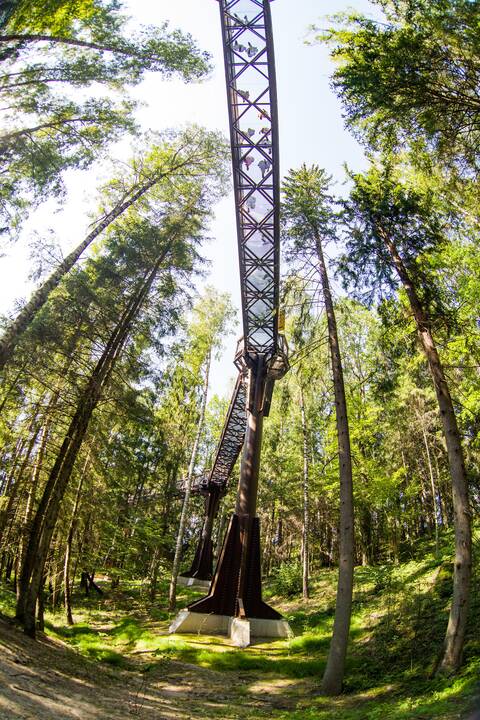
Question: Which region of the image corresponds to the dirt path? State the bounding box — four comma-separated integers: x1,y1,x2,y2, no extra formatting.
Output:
0,618,304,719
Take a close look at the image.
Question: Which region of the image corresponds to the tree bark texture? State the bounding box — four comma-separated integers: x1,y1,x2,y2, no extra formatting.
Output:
64,452,89,625
299,386,310,600
0,407,43,546
380,228,472,674
16,414,52,593
422,425,440,557
314,234,355,696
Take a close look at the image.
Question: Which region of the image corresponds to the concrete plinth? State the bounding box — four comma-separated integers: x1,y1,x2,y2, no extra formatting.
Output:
177,575,211,590
169,609,293,646
247,617,294,640
168,609,230,635
229,618,250,647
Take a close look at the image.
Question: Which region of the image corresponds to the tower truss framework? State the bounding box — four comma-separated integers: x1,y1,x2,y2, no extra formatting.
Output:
181,373,247,580
186,0,288,627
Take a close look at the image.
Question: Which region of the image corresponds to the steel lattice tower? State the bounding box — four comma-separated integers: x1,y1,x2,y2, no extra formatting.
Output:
187,0,288,627
170,0,289,644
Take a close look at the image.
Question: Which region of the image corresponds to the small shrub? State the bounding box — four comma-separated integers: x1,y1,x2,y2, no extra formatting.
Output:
272,561,303,597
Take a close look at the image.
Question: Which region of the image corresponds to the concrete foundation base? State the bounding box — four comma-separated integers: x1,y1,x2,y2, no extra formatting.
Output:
246,617,294,640
177,575,211,590
229,617,251,647
169,609,230,635
168,609,293,647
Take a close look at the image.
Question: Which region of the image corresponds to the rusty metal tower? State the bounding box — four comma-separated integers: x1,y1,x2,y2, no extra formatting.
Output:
171,0,288,644
180,0,288,638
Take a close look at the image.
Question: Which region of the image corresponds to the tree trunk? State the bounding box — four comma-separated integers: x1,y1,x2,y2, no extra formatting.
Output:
422,425,440,557
0,436,25,497
168,350,211,612
0,173,164,369
36,575,46,633
263,502,275,577
0,117,102,144
16,241,174,636
149,547,161,602
380,228,472,674
0,362,29,415
0,407,42,545
433,452,446,527
0,33,164,58
299,386,310,600
215,505,226,561
16,400,56,594
314,234,355,696
64,452,89,625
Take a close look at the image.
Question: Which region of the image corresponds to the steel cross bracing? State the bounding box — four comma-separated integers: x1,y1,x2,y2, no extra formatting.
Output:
179,372,247,581
207,372,247,489
180,372,247,496
219,0,281,364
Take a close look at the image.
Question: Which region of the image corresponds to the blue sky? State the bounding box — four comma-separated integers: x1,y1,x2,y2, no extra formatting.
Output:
0,0,378,397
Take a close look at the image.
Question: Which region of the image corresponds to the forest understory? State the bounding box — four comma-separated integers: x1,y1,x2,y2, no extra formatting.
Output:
1,533,479,720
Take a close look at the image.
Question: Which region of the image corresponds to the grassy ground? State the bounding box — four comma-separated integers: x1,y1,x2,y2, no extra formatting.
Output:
0,535,479,719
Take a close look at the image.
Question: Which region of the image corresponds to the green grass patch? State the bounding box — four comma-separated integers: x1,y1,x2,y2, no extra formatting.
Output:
0,530,479,718
273,662,480,719
0,582,16,617
152,634,326,677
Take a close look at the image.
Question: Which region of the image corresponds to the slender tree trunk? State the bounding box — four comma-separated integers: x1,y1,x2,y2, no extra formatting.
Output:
161,461,180,547
263,502,275,577
0,362,29,415
422,425,440,557
50,548,62,610
0,407,42,545
299,386,310,600
0,117,102,144
64,452,89,625
215,504,226,561
313,234,355,696
0,436,26,497
433,452,446,527
36,575,46,633
168,350,211,612
16,242,173,636
149,547,161,602
0,33,165,58
0,175,161,369
380,228,472,674
16,416,52,594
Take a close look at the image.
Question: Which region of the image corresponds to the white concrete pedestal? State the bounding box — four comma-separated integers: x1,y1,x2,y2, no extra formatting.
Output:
229,617,251,647
168,609,293,647
168,609,230,636
177,575,211,590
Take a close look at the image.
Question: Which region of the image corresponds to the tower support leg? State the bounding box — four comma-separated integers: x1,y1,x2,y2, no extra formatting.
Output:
170,358,291,641
182,487,221,582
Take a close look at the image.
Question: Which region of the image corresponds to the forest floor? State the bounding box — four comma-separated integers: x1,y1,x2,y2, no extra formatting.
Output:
0,536,479,719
